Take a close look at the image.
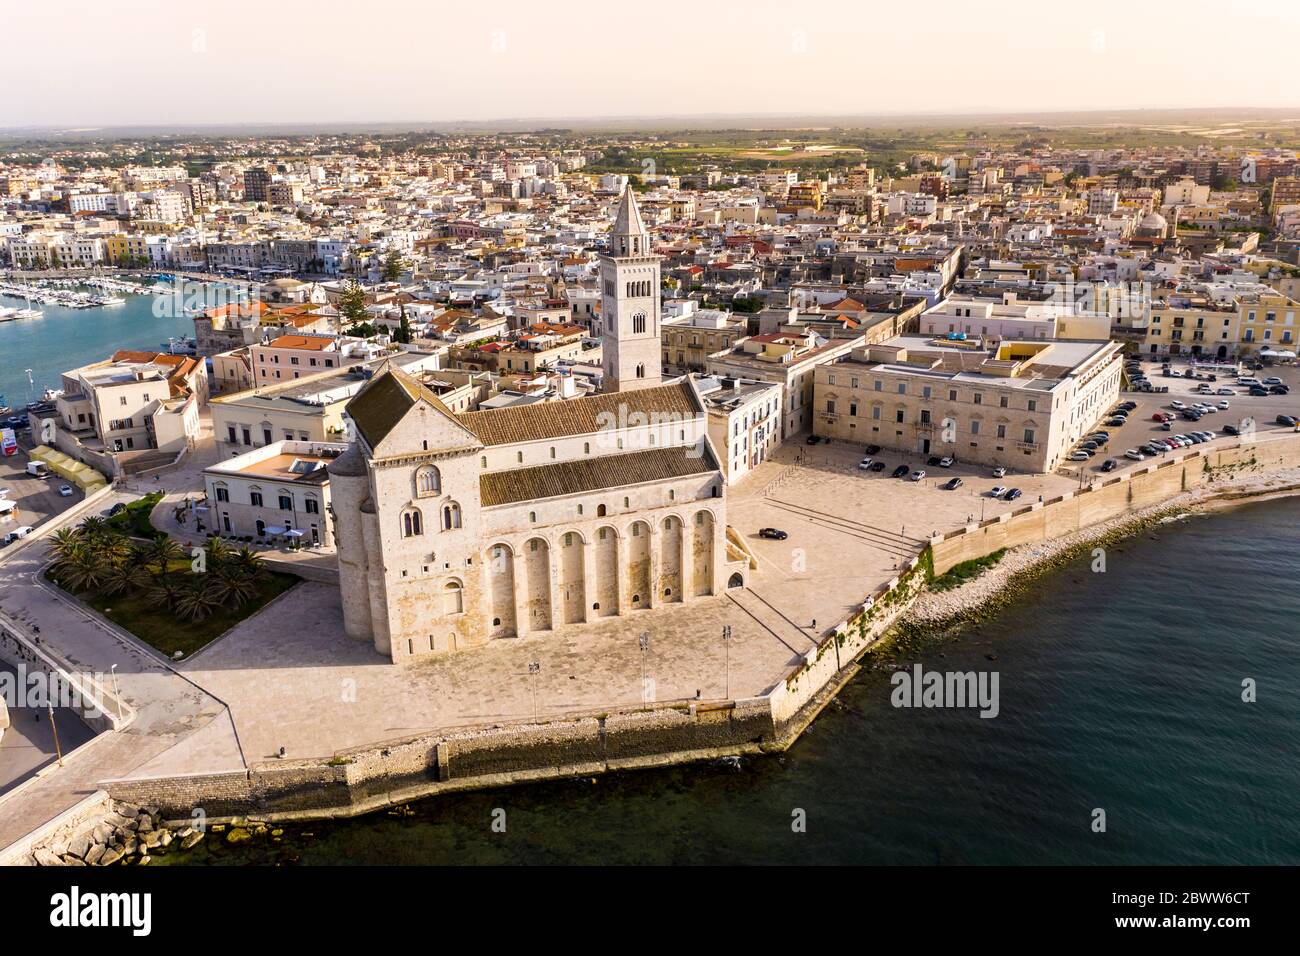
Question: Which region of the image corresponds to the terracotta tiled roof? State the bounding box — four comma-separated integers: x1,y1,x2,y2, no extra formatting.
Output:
459,380,701,446
480,444,717,506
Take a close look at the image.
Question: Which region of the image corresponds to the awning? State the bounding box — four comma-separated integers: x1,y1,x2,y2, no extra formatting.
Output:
264,525,287,536
284,529,305,538
1260,348,1296,358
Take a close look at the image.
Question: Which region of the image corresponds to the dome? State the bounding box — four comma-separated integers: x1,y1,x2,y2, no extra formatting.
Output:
1137,211,1168,235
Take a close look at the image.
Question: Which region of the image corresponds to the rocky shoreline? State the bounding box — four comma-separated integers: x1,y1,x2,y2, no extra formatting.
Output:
27,801,204,867
901,463,1300,637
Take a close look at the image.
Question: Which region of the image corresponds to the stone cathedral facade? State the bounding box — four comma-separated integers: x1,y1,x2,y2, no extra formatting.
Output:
329,192,736,662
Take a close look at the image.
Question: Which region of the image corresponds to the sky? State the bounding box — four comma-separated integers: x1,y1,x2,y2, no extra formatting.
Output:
4,0,1299,128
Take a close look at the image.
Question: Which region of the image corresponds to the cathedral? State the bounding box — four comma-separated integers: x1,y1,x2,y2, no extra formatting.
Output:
329,190,737,662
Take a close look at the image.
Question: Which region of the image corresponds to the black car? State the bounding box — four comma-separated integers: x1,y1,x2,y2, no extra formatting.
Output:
1276,415,1298,427
758,528,788,540
1003,488,1023,501
1270,384,1290,395
926,455,942,467
869,461,886,472
1181,409,1202,421
805,435,821,445
892,465,910,478
1118,402,1137,411
863,444,881,455
1105,417,1127,427
1249,387,1269,397
1223,424,1241,436
943,477,963,490
1100,458,1118,472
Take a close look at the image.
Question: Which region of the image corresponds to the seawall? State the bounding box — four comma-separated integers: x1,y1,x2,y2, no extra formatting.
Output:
90,432,1300,827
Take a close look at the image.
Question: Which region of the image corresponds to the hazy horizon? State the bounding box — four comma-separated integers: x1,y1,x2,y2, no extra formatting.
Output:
6,0,1300,129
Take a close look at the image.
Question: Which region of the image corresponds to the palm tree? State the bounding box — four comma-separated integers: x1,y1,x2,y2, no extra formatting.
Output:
146,537,186,577
204,536,232,569
144,573,184,606
175,580,222,622
48,528,84,565
231,546,267,582
100,560,150,597
79,516,111,540
205,565,258,609
60,550,109,593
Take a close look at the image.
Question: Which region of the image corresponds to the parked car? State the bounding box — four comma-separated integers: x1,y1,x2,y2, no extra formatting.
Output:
1270,384,1290,395
1118,401,1137,411
1263,377,1283,386
1276,415,1298,427
926,456,942,467
1067,452,1091,461
1125,449,1146,461
863,444,881,455
858,458,874,470
1217,400,1230,410
892,465,910,478
1152,412,1172,422
1160,420,1173,430
805,435,821,445
2,526,34,545
942,477,963,490
1101,458,1118,472
869,461,886,472
991,466,1007,478
1105,417,1127,427
57,484,73,497
1249,387,1270,397
758,528,788,540
1223,424,1241,436
938,456,954,468
989,486,1008,498
1170,400,1186,410
909,470,926,482
1003,488,1023,501
1216,387,1235,396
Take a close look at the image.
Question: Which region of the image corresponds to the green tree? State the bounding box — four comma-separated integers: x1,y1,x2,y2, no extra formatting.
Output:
382,249,406,283
393,301,412,344
338,280,369,332
146,536,186,577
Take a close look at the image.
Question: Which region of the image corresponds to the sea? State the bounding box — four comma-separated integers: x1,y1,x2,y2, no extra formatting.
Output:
0,280,214,412
163,496,1300,866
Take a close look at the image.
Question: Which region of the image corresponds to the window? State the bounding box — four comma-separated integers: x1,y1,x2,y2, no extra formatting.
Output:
1027,400,1037,412
442,581,463,615
414,465,441,496
249,491,263,507
279,495,293,511
442,503,462,530
633,312,647,334
214,486,229,502
402,509,422,537
304,498,319,515
1023,428,1035,444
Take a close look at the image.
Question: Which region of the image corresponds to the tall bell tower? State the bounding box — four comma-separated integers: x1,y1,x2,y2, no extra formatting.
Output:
600,188,662,392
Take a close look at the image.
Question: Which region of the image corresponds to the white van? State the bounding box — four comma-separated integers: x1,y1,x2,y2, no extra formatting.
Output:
25,461,49,478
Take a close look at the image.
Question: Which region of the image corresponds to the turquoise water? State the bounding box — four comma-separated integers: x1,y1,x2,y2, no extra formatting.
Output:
171,497,1300,865
0,286,197,410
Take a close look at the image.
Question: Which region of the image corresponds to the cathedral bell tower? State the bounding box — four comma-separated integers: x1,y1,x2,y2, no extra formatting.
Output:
600,188,662,392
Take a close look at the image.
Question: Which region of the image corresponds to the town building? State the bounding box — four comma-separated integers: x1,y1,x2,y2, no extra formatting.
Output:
203,440,347,547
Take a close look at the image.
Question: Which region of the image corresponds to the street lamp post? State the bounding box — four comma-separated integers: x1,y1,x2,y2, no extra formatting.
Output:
722,625,732,699
110,664,122,724
638,632,649,706
527,661,540,721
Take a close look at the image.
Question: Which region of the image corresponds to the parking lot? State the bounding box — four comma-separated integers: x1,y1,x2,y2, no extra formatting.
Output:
0,445,85,544
1058,356,1300,478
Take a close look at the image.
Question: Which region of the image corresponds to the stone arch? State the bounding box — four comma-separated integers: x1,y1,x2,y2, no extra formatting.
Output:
441,578,464,615
627,520,652,609
659,514,684,603
487,543,517,638
414,464,441,497
727,571,745,589
559,529,587,625
594,525,619,616
692,508,715,596
523,536,552,631
441,500,462,530
401,506,423,537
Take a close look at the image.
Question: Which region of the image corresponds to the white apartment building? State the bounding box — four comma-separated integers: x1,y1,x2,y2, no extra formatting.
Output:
203,440,347,547
698,375,784,485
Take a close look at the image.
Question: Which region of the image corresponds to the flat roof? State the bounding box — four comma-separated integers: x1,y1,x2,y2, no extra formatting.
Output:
233,453,331,483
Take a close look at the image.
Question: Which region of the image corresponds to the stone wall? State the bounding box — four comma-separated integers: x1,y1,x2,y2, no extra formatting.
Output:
102,699,777,821
930,432,1300,575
